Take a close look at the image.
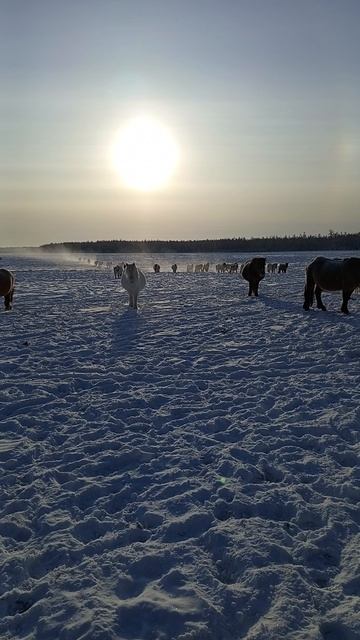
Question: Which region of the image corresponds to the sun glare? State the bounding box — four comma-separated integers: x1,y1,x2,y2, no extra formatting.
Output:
112,116,180,191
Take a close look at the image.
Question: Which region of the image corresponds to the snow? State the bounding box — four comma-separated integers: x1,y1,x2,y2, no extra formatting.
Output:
0,250,359,640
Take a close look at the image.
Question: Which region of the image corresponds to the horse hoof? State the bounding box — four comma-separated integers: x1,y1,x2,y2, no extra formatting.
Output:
303,304,310,311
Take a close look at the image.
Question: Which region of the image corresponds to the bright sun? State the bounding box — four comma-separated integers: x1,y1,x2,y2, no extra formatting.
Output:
112,115,180,191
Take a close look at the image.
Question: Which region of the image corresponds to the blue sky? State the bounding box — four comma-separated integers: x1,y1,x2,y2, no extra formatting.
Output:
1,0,359,245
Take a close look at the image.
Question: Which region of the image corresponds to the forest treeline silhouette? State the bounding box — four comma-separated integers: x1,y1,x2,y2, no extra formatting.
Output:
41,231,359,254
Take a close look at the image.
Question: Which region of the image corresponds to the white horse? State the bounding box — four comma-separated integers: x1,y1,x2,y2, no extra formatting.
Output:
121,263,146,309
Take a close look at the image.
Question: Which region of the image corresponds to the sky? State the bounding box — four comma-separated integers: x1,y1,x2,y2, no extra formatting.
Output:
1,0,360,246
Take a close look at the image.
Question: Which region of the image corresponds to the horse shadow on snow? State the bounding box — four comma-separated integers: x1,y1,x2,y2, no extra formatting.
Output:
109,308,145,358
260,293,359,325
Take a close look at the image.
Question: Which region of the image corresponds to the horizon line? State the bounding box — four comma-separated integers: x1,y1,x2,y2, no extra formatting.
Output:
1,229,359,252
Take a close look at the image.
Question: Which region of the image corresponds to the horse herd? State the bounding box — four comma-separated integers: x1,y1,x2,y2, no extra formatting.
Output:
1,257,359,314
113,260,288,276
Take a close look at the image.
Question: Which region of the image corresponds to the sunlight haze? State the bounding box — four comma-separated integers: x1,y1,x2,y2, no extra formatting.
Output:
1,0,360,246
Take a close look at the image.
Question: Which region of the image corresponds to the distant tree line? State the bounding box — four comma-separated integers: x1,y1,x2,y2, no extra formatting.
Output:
40,231,360,254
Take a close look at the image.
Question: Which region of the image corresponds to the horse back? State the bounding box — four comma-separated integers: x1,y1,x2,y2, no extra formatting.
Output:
308,256,360,292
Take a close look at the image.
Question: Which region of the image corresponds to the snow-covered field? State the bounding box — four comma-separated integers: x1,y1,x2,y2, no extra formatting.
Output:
1,250,359,640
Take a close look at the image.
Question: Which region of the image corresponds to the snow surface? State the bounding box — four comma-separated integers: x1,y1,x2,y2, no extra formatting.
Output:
0,250,359,640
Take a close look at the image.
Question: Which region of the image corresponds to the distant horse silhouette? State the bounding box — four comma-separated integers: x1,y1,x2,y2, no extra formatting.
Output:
171,264,177,273
303,256,360,314
153,264,160,273
241,258,266,296
278,262,289,273
113,264,123,279
0,268,15,310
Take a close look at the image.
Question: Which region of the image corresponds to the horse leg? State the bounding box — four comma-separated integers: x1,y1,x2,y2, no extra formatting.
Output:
341,289,352,314
129,293,134,308
4,293,11,310
315,285,326,311
254,281,259,296
303,268,315,310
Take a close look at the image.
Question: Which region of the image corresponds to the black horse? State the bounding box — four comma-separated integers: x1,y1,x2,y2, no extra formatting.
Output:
0,268,15,310
241,258,266,296
303,256,360,314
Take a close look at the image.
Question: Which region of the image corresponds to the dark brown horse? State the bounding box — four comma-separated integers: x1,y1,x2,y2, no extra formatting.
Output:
241,257,266,296
0,268,15,310
303,256,360,314
278,262,289,273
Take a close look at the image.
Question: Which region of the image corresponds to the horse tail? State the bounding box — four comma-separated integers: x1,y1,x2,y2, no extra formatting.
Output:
303,264,315,309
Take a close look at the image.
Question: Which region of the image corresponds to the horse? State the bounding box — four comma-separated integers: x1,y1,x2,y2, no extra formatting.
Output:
113,264,123,279
0,268,15,310
171,264,178,273
303,256,360,314
278,262,289,273
241,258,266,296
153,264,160,273
121,263,146,309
